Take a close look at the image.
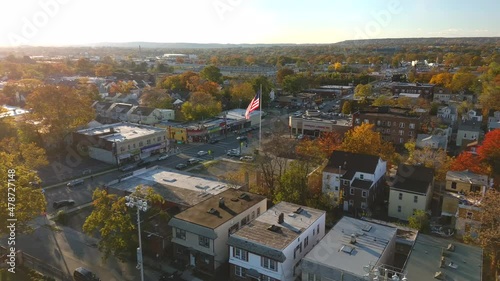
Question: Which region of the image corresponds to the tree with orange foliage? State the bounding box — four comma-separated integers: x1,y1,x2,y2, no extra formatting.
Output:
478,129,500,176
449,152,489,175
317,131,341,156
341,123,396,163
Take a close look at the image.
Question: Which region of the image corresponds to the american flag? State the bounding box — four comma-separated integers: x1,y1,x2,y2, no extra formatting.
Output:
245,91,260,119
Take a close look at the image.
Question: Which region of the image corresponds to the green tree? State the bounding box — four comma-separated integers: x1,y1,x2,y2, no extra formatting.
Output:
341,101,352,114
230,82,255,108
354,84,372,99
282,74,309,94
0,152,46,235
408,210,430,232
83,186,166,261
274,161,310,205
372,95,395,107
451,72,477,92
200,65,222,83
181,92,222,120
250,75,273,106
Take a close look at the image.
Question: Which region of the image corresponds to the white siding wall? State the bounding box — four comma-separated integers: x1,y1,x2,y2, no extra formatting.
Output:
213,199,267,269
374,159,387,183
388,189,428,221
229,213,326,281
456,130,479,146
322,172,341,199
88,147,115,164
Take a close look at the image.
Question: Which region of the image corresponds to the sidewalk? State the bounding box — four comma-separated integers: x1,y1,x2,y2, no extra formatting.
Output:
142,255,204,281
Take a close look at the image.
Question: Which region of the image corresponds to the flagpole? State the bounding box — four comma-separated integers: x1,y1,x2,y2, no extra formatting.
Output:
259,84,262,150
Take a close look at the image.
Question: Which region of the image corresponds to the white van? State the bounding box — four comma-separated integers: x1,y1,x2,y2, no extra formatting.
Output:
67,179,84,187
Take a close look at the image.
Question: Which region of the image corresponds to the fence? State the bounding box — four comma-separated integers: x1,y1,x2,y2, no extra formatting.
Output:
1,246,71,281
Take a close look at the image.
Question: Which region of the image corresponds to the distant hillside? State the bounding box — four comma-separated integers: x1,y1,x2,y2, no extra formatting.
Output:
88,42,300,49
335,37,500,47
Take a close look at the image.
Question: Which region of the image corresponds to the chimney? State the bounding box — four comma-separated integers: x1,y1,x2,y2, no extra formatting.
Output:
219,197,225,208
278,213,284,224
350,234,356,244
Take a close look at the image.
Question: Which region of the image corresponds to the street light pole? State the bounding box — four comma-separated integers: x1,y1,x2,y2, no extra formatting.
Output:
125,195,150,281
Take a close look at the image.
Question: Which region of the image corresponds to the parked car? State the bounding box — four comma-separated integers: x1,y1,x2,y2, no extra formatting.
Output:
175,163,187,170
158,154,169,161
227,149,241,157
240,156,254,162
236,136,247,141
53,199,75,209
120,164,136,172
67,179,84,187
187,158,200,165
73,267,100,281
81,169,92,175
197,151,208,156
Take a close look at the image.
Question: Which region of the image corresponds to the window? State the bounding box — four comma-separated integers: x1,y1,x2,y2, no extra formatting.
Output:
261,274,279,281
399,122,405,128
157,136,161,142
399,138,404,144
120,147,125,152
175,229,186,240
234,248,248,261
350,188,354,195
364,119,369,124
362,191,367,198
361,202,367,209
146,139,151,145
359,174,364,180
317,224,319,234
304,236,309,248
139,141,143,147
326,174,330,180
308,273,322,281
387,121,391,126
349,200,354,206
251,211,255,220
228,224,239,236
127,144,130,150
261,257,278,271
342,179,350,186
398,193,403,200
409,123,415,129
199,235,210,248
397,206,402,212
466,212,473,219
241,217,248,226
257,207,261,216
408,131,413,136
355,118,360,124
399,130,404,136
451,182,457,189
414,196,418,203
133,143,136,148
313,228,315,236
235,265,246,277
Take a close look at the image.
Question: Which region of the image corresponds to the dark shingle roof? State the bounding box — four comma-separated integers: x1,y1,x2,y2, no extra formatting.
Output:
391,164,434,194
326,151,380,175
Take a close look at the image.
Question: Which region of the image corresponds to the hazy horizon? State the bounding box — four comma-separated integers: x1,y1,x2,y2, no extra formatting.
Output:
1,0,499,47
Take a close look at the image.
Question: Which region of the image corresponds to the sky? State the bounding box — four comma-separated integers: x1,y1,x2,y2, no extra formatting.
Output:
0,0,499,47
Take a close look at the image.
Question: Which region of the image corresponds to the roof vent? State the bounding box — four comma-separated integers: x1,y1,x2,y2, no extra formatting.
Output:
238,193,250,200
288,213,296,217
278,213,284,224
219,197,225,208
350,234,356,244
341,245,354,255
267,225,281,233
294,207,303,214
207,208,218,215
362,224,372,232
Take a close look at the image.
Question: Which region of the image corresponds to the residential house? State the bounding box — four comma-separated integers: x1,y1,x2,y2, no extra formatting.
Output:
465,109,482,122
433,87,452,103
128,106,175,125
301,217,399,281
436,106,457,125
487,111,500,131
322,151,387,214
390,82,435,100
456,120,482,146
168,189,267,276
352,107,422,145
415,134,448,151
405,234,482,281
388,165,434,221
107,103,135,122
441,170,489,236
227,202,326,281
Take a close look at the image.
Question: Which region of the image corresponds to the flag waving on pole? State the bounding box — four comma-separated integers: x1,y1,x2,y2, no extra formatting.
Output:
245,90,260,119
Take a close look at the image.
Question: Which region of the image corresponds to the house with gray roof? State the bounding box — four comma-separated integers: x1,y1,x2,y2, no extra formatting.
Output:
227,202,326,281
388,164,434,221
404,234,482,281
416,134,448,151
168,189,267,277
456,120,482,146
301,217,400,281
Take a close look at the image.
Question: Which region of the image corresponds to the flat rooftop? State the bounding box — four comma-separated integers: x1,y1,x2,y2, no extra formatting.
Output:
173,188,266,229
76,123,165,142
302,217,397,278
230,202,325,250
405,234,482,281
109,167,231,207
446,170,488,186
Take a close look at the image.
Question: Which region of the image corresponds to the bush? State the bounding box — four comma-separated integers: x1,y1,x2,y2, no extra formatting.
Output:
53,210,67,225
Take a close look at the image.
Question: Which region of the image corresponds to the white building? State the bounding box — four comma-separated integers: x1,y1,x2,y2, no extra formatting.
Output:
227,202,326,281
225,108,264,127
168,189,267,277
388,165,435,221
456,120,482,146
